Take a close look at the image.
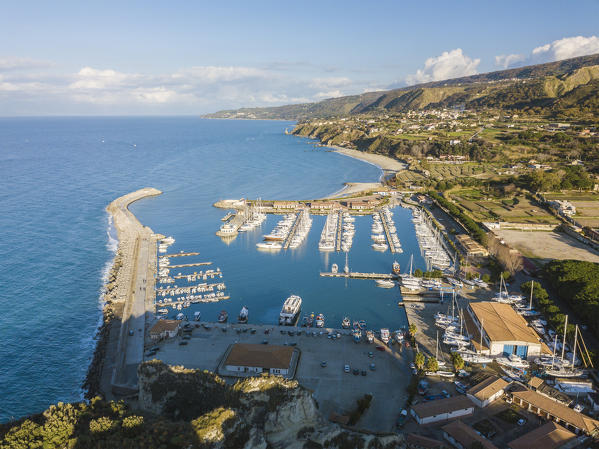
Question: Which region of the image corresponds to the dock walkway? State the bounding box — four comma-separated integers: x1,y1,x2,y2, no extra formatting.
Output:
335,211,343,251
166,262,213,269
320,271,396,280
282,212,301,250
379,211,399,253
163,252,200,258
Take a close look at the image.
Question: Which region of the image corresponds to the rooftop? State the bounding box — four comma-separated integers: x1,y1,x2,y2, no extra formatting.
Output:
411,396,474,419
511,387,599,435
406,433,446,449
442,420,498,449
467,375,509,402
470,302,541,344
149,320,180,334
508,422,576,449
224,343,294,370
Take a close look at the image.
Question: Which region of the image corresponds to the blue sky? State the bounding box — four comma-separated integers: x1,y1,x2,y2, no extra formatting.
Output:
1,0,599,115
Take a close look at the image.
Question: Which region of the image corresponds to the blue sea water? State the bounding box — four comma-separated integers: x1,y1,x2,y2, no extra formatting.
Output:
0,117,426,422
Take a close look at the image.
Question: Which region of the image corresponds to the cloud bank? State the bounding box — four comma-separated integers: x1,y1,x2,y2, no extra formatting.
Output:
405,49,480,85
495,35,599,69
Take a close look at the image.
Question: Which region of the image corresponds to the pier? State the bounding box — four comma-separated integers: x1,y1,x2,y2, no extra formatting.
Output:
335,211,343,251
216,210,246,236
158,296,230,307
379,211,399,253
320,271,396,280
163,252,200,258
166,261,213,269
282,212,301,250
156,281,226,295
169,270,218,280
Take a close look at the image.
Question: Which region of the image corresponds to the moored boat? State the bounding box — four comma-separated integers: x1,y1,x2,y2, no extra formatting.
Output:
341,317,351,329
218,310,228,323
238,306,249,324
315,313,325,328
279,295,302,325
380,328,390,344
375,279,395,288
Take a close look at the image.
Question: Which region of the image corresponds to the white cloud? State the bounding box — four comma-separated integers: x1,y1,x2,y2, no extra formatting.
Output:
531,35,599,62
313,89,344,99
495,35,599,69
495,54,525,69
172,66,269,83
0,57,52,71
69,67,138,89
309,77,351,89
405,49,480,85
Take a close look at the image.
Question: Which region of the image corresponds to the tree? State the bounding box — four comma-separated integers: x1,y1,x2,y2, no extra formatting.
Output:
451,352,465,371
414,268,423,277
414,352,425,370
425,357,439,372
409,323,418,337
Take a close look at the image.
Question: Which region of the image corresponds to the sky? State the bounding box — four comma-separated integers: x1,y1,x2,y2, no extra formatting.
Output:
1,0,599,115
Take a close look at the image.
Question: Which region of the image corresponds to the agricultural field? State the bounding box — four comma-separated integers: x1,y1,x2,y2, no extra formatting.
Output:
452,189,558,224
545,192,599,228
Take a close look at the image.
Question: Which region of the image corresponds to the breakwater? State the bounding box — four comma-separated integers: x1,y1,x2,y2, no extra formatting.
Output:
84,187,162,398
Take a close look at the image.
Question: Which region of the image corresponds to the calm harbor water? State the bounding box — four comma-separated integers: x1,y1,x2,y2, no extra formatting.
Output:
0,117,426,421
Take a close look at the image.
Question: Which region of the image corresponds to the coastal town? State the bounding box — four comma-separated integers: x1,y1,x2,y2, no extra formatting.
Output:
89,138,599,446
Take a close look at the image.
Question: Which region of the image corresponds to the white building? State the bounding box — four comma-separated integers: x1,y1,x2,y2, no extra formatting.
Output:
467,302,544,359
224,343,295,376
467,376,509,408
411,396,474,425
149,320,180,341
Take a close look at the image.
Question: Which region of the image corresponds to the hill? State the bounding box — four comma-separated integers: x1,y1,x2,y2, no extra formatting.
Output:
202,53,599,120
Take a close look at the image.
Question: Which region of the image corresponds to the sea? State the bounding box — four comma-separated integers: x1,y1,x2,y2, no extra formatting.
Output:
0,117,427,422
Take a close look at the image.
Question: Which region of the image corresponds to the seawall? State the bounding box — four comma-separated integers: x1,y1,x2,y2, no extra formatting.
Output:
84,187,162,399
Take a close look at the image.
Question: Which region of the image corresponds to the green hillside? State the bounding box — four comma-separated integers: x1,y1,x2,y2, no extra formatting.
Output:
202,54,599,120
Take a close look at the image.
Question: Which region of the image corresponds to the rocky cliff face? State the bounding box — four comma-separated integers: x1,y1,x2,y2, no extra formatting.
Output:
138,361,405,449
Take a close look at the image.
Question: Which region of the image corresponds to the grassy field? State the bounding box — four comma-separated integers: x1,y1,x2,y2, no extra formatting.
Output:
544,192,599,227
452,189,558,224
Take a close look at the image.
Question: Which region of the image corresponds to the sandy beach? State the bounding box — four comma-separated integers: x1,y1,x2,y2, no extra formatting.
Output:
329,145,407,173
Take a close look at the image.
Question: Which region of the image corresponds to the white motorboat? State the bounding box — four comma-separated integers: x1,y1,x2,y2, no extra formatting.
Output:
375,279,395,288
279,295,302,325
256,241,282,250
372,243,388,251
380,328,390,344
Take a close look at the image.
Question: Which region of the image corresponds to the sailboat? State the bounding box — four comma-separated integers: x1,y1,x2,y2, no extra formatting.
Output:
545,321,586,377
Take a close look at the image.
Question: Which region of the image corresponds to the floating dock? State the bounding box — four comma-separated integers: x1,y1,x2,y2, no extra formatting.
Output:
335,211,343,251
379,211,400,253
165,262,213,269
169,270,217,280
320,272,396,280
156,281,225,295
163,252,200,258
158,296,231,307
282,212,301,250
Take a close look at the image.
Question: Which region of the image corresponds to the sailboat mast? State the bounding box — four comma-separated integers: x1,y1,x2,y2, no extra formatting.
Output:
561,315,568,362
572,324,578,371
551,333,557,370
436,331,439,360
529,281,534,310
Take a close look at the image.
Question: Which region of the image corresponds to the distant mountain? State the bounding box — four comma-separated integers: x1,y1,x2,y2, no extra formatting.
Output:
202,53,599,120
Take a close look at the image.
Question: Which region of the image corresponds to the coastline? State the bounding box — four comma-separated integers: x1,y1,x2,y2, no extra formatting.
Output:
323,144,406,198
84,187,162,399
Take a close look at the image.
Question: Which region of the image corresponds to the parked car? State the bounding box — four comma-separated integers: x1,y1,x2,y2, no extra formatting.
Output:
320,361,327,368
517,418,527,426
397,409,408,428
369,363,376,371
352,368,360,376
344,364,350,373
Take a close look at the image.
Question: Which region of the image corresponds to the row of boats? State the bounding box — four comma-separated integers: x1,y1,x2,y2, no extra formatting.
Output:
412,209,452,270
158,236,175,253
238,201,267,232
371,207,402,252
256,210,312,251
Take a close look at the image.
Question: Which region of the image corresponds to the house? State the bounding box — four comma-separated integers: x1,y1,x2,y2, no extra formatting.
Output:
310,201,337,210
223,343,295,376
510,387,599,436
272,201,296,209
410,396,474,425
406,433,447,449
442,420,498,449
466,375,509,408
149,320,180,340
508,422,576,449
527,377,572,406
455,234,489,258
466,302,544,358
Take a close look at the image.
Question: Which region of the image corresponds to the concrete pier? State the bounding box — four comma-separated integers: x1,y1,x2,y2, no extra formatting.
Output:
320,271,396,280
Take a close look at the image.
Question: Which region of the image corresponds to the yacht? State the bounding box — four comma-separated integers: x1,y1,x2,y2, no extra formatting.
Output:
331,263,339,274
279,295,302,325
366,330,374,344
372,243,388,251
496,354,529,369
256,241,282,250
380,328,390,344
395,330,404,343
375,279,395,288
315,313,325,328
238,306,249,324
176,312,186,320
217,310,228,323
341,317,351,329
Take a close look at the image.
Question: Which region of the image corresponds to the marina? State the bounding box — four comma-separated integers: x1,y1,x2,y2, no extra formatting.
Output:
320,271,396,280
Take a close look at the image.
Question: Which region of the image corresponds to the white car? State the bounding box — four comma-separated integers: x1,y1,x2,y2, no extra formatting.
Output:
344,364,350,373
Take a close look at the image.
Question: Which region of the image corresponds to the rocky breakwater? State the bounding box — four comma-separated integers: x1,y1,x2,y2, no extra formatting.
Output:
138,361,405,449
84,187,162,399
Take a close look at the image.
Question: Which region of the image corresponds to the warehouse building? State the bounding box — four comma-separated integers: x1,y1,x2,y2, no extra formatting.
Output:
466,302,544,359
411,396,474,425
223,343,296,376
466,375,509,408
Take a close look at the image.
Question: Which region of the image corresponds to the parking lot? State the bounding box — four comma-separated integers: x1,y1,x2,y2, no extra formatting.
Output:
147,321,414,432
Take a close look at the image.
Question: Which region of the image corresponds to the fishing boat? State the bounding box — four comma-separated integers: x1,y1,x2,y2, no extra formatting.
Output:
392,261,401,274
217,310,228,323
380,328,390,344
375,279,395,288
238,306,249,324
315,313,325,328
193,311,201,321
279,295,302,325
358,320,366,330
366,330,374,343
341,317,351,329
353,329,362,343
395,330,404,343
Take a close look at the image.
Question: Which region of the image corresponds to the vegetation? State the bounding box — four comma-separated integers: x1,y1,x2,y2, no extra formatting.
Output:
450,352,465,371
425,357,439,372
414,352,425,371
428,191,488,244
408,324,418,338
543,260,599,338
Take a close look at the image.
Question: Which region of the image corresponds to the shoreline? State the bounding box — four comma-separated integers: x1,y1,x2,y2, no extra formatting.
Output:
83,187,162,399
